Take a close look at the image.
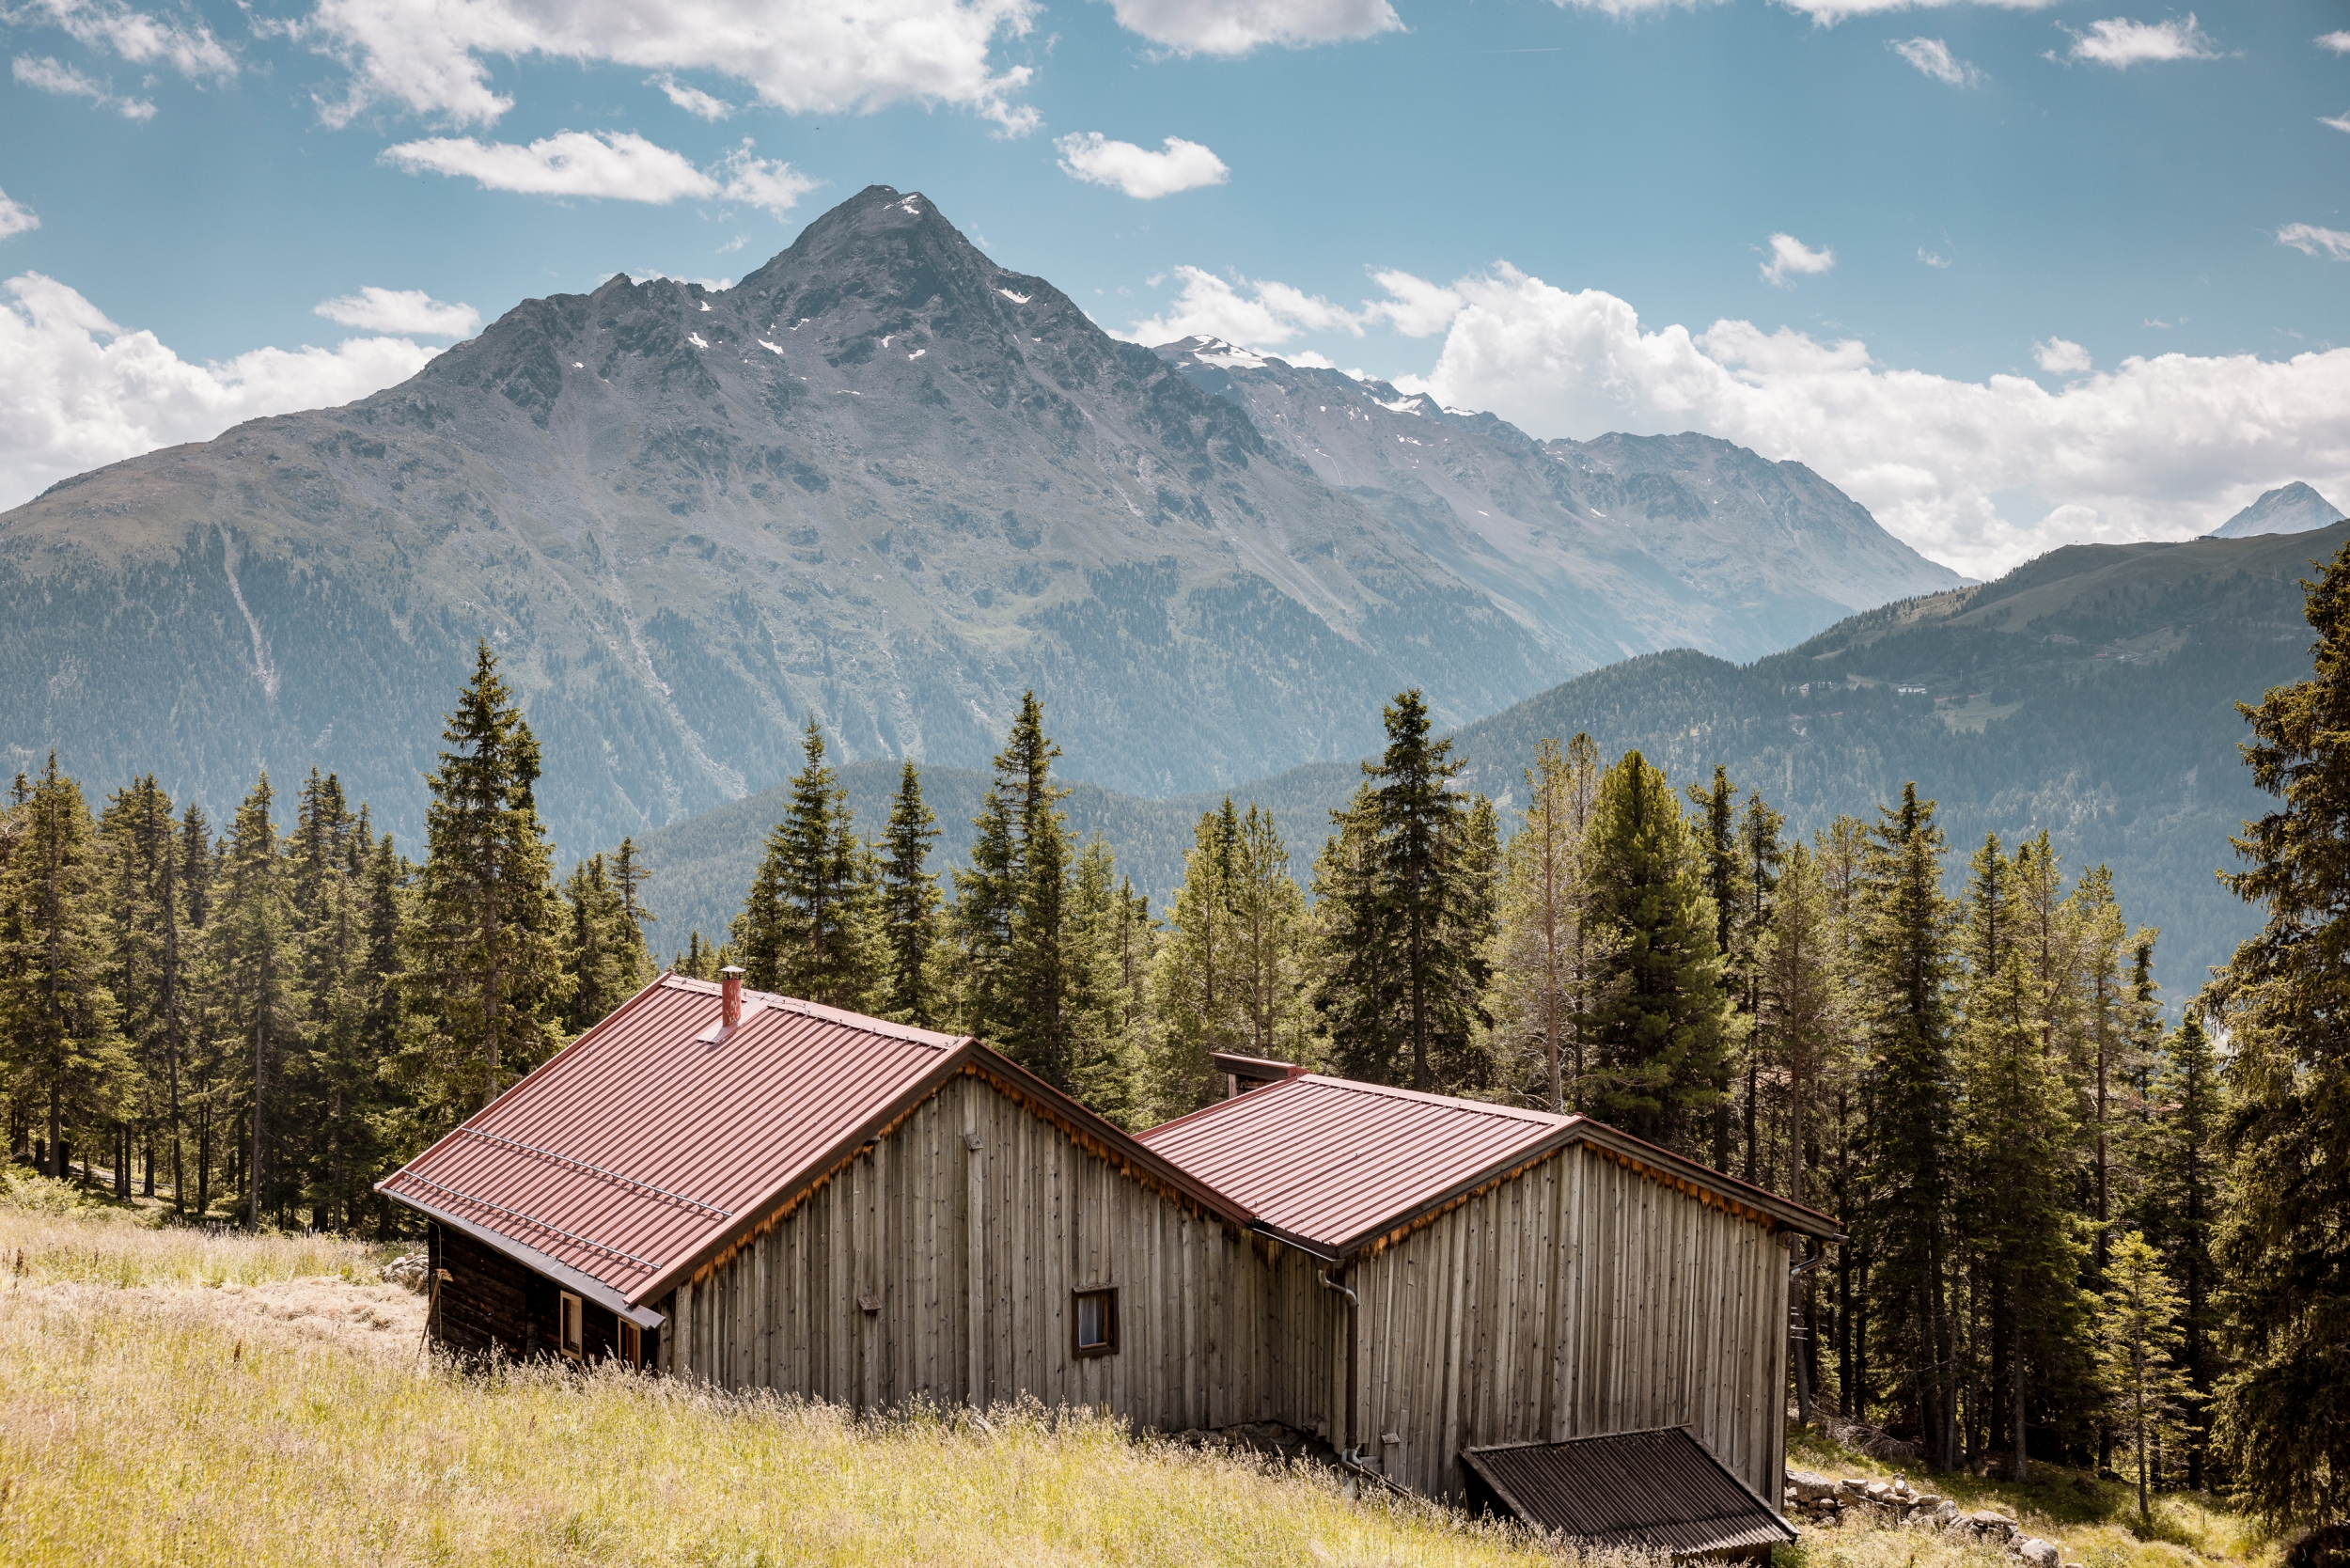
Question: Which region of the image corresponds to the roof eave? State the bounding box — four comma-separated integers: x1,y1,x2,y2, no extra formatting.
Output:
385,1186,666,1330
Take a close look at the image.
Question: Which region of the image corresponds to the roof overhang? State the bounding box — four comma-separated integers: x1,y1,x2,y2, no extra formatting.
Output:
386,1186,667,1331
1461,1427,1796,1559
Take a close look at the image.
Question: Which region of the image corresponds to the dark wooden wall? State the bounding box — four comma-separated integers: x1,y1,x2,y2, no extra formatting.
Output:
431,1222,655,1367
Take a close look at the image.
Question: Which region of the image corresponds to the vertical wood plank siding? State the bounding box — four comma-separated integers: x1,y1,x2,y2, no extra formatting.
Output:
642,1081,1790,1509
661,1074,1270,1429
1344,1144,1789,1502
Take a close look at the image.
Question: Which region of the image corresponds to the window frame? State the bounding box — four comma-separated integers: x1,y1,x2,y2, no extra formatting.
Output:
558,1290,585,1362
619,1320,642,1366
1071,1286,1119,1359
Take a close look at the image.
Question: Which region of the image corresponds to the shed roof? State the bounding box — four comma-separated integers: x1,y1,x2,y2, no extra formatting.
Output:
379,975,1246,1310
1138,1074,1840,1257
1460,1427,1796,1559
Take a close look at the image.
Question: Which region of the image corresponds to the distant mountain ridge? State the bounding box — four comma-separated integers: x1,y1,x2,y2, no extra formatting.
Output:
2,186,1950,856
632,523,2342,1003
2208,480,2343,539
1155,336,1963,665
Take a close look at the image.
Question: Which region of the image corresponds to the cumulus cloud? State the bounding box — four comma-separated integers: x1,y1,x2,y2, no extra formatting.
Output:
2319,31,2350,54
8,0,233,76
382,131,813,213
2033,337,2091,374
0,187,37,240
1368,262,2350,577
1891,37,1981,85
301,0,1039,133
1777,0,2060,23
12,53,157,117
2059,13,2220,67
0,272,438,511
651,74,732,119
1369,269,1465,337
2280,223,2350,261
1054,133,1229,198
1104,0,1399,55
1760,233,1835,288
313,286,479,337
1121,265,1372,348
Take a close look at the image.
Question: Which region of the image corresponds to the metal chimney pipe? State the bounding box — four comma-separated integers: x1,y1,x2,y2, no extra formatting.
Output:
719,965,744,1030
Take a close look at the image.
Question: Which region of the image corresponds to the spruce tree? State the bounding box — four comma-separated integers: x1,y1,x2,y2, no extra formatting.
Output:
2097,1231,2194,1525
402,642,567,1121
1584,749,1729,1153
2134,1012,2224,1489
734,720,877,1007
1063,838,1140,1125
877,761,943,1026
98,776,185,1200
1315,691,1494,1093
561,855,646,1028
1229,804,1306,1063
2203,535,2350,1527
1759,839,1843,1418
1148,802,1243,1119
0,755,128,1182
952,695,1081,1090
1856,783,1959,1469
214,773,306,1229
1688,766,1745,1167
1735,791,1783,1181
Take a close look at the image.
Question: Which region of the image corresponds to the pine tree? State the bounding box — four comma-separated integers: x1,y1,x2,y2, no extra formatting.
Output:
1314,691,1494,1093
733,720,877,1007
402,642,567,1123
1063,839,1140,1125
2097,1231,2194,1524
0,755,129,1182
1735,792,1784,1181
1583,749,1729,1153
1688,766,1746,1167
1760,839,1843,1417
1148,801,1243,1120
877,761,943,1027
213,774,306,1229
2133,1012,2225,1489
561,855,648,1028
1856,783,1959,1469
2202,535,2350,1528
1229,804,1306,1063
1954,832,2088,1482
98,776,185,1200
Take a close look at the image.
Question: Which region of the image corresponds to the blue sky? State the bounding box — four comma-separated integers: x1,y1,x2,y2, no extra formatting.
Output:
4,0,2348,575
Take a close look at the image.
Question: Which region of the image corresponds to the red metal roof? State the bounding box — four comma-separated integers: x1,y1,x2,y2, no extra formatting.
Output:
1139,1075,1840,1255
379,975,970,1307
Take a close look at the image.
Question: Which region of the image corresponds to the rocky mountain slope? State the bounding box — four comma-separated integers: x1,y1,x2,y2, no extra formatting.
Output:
2207,479,2343,538
1156,337,1964,665
0,188,1953,855
635,524,2341,1001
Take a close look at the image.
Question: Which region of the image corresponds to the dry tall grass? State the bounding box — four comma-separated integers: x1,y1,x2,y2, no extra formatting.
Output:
0,1200,1557,1567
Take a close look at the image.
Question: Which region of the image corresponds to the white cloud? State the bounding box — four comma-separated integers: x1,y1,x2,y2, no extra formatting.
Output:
0,272,438,511
2280,223,2350,261
2060,13,2220,68
1121,264,1371,348
1919,246,1951,268
1054,133,1229,198
8,0,233,76
1381,262,2350,578
313,286,479,337
652,74,732,119
1368,269,1465,337
301,0,1039,133
1777,0,2060,23
12,53,157,117
1104,0,1399,55
2319,31,2350,54
2320,113,2350,134
1890,37,1981,85
0,187,38,240
382,131,813,214
2033,337,2091,374
1541,0,1721,17
1760,232,1835,288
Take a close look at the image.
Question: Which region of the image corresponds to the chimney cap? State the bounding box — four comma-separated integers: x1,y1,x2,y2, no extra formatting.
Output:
718,965,745,978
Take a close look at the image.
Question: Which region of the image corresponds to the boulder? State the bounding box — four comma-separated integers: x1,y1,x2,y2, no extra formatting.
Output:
1786,1469,1841,1504
2016,1537,2061,1568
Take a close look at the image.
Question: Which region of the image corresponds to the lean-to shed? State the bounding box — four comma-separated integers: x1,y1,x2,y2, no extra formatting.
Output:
1136,1073,1841,1503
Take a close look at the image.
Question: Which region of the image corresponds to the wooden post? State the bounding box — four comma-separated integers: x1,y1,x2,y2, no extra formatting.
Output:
964,1110,985,1408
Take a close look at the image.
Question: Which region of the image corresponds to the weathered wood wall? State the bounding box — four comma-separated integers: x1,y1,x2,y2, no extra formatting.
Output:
1341,1143,1790,1501
432,1224,532,1358
656,1068,1336,1434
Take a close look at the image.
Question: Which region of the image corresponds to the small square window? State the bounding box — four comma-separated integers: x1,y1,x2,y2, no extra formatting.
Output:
619,1320,642,1365
1073,1287,1118,1358
558,1291,584,1361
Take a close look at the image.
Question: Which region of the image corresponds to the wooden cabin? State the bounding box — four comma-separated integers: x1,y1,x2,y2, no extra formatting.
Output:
381,971,1836,1539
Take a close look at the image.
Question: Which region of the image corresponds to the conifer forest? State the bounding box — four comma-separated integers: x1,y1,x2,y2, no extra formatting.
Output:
8,548,2350,1533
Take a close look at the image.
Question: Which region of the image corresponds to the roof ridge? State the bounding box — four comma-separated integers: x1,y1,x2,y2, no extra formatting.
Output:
1296,1074,1580,1126
655,973,964,1050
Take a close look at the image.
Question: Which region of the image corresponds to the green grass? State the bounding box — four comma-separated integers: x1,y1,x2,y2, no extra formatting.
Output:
0,1200,1564,1566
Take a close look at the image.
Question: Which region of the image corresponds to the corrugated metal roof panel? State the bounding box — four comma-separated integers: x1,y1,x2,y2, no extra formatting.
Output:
1138,1074,1839,1253
1462,1428,1797,1559
378,975,968,1306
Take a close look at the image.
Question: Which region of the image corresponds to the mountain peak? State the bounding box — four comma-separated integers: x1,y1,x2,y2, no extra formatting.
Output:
2210,479,2346,539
